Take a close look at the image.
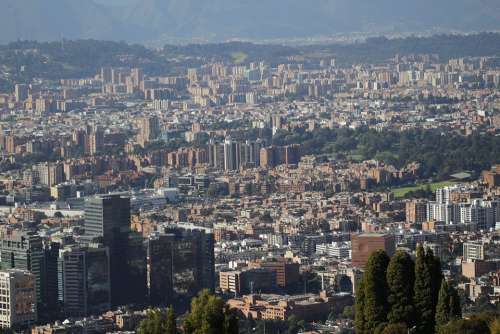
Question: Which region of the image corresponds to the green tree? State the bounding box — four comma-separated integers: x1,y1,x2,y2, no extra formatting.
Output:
490,318,500,334
165,306,177,334
470,294,497,313
382,323,408,334
426,249,443,311
437,317,490,334
183,290,238,334
342,305,355,320
435,280,451,328
386,250,415,326
354,278,366,334
363,250,390,333
223,306,239,334
449,285,461,321
286,315,305,334
374,323,389,334
436,279,462,329
137,309,168,334
414,245,441,334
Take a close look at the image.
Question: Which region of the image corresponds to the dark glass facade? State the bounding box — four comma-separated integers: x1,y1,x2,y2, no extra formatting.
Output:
147,227,214,310
58,245,111,317
0,227,44,304
83,195,139,306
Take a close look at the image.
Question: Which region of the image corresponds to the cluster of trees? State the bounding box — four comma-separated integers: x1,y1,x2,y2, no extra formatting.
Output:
137,290,238,334
355,246,461,334
137,307,177,334
314,33,500,66
438,314,500,334
273,127,500,180
163,42,294,66
153,33,500,70
0,40,175,92
238,315,305,334
136,289,309,334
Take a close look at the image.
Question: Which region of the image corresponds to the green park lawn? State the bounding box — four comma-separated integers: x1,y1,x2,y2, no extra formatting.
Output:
391,180,456,198
231,52,248,64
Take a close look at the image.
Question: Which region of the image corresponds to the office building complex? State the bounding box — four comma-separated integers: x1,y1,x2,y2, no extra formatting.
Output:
58,245,111,317
83,195,143,306
147,226,215,307
146,234,173,306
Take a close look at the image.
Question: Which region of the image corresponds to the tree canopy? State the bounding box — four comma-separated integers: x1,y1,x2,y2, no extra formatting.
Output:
386,250,416,326
183,290,238,334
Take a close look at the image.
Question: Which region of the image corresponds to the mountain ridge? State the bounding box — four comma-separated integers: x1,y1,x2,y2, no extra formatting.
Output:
1,0,499,43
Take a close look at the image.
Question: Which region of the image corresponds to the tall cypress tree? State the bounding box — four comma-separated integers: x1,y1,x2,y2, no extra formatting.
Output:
363,250,390,333
449,284,462,320
436,278,463,328
435,279,452,328
414,245,442,334
355,278,366,334
386,250,415,326
414,245,434,334
426,249,443,311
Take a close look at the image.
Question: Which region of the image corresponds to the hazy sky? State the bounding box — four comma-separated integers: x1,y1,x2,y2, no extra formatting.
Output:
1,0,499,44
93,0,135,5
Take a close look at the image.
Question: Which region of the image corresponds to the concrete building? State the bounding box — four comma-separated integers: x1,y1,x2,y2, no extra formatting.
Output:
406,200,427,224
227,292,352,322
138,116,160,146
463,242,485,261
351,233,396,268
0,270,37,328
219,268,277,295
14,84,29,103
248,258,300,289
224,138,240,171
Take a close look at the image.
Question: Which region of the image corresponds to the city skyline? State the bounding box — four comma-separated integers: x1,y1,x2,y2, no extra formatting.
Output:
0,3,499,333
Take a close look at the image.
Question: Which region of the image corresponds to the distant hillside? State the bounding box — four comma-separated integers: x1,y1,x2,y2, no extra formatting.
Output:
1,0,500,43
0,0,145,43
1,33,500,93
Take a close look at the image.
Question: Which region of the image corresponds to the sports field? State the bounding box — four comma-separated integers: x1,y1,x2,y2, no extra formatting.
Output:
391,181,456,198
